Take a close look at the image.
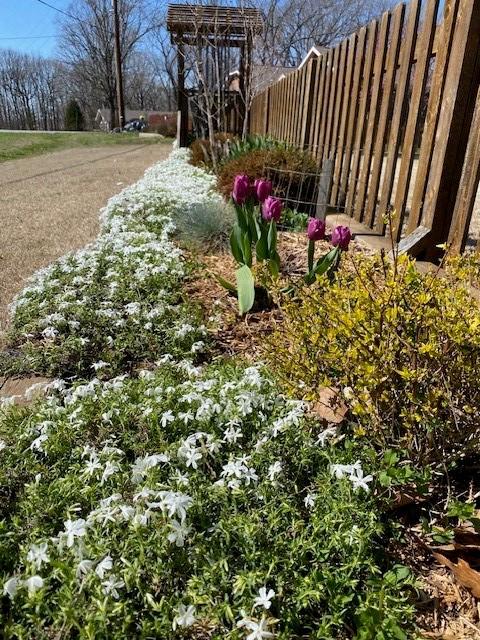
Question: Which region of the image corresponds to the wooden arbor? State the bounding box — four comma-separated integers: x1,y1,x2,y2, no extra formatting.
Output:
167,3,263,146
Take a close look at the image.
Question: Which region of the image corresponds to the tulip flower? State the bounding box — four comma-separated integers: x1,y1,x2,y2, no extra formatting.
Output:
232,175,250,205
262,196,282,222
254,178,272,203
331,225,352,251
306,217,326,273
307,218,326,242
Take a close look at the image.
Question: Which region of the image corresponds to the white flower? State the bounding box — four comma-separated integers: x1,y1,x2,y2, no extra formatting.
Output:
26,542,49,569
91,360,109,371
30,433,48,452
167,520,190,547
102,575,124,599
61,518,87,547
254,587,275,610
223,425,243,444
237,616,275,639
76,559,94,578
95,555,113,579
101,460,119,485
3,577,20,599
0,440,6,452
25,575,44,596
329,461,361,479
83,456,102,476
330,460,373,491
131,453,169,483
316,427,337,447
304,493,317,509
178,411,194,424
161,410,174,428
350,468,374,493
172,604,196,629
184,448,202,469
267,462,282,482
41,326,58,339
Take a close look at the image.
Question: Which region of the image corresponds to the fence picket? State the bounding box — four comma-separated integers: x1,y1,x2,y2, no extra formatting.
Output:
247,0,480,257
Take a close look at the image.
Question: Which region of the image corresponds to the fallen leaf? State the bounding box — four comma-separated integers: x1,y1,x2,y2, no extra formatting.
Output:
433,552,480,598
310,387,348,424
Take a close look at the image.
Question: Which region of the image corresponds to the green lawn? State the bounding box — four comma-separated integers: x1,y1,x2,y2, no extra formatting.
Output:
0,131,168,163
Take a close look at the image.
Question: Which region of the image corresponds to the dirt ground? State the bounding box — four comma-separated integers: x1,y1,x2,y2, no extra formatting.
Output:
0,143,170,333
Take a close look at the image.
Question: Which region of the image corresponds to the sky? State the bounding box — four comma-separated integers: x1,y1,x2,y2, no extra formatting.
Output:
0,0,71,57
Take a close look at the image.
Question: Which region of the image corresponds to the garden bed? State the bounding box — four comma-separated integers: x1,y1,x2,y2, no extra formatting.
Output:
1,146,480,638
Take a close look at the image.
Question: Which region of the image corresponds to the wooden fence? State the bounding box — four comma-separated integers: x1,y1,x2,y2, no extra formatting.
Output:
249,0,480,257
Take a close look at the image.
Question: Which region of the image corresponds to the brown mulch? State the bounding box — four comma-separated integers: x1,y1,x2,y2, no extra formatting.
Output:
186,228,480,639
185,230,370,360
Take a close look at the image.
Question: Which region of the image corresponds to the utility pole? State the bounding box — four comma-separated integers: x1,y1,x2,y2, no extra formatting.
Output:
112,0,125,129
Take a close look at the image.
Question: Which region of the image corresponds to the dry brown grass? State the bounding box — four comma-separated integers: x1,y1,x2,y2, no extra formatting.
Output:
0,143,170,334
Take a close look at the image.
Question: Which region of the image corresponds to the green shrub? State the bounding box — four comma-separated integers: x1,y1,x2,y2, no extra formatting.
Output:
218,148,319,215
266,252,480,468
173,200,235,251
64,99,84,132
226,134,287,161
279,208,309,232
0,361,415,639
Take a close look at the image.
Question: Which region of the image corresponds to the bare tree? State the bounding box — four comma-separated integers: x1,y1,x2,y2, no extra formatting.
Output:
58,0,152,127
0,49,68,130
256,0,392,67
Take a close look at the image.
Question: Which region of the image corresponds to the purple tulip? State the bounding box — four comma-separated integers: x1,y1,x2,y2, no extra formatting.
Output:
232,175,250,205
254,178,272,203
262,196,283,222
307,217,326,242
331,225,352,251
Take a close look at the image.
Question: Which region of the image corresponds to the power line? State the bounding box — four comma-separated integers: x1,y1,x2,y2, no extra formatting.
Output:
34,0,76,20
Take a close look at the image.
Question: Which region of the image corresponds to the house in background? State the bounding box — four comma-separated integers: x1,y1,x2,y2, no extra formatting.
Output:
228,65,295,97
95,109,175,132
298,45,328,69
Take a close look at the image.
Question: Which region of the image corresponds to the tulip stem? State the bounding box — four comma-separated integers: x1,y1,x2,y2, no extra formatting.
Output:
307,239,315,273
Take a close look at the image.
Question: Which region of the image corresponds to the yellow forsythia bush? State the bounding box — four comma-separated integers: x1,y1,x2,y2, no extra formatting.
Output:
266,252,480,467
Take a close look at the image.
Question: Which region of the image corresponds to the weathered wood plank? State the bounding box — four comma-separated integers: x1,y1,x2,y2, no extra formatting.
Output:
331,33,357,205
420,0,480,257
376,0,421,232
355,9,392,223
364,3,405,228
392,0,440,240
407,0,460,235
339,26,367,207
345,19,378,219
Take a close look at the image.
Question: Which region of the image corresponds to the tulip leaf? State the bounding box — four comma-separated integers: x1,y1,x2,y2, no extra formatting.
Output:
256,225,269,261
236,265,255,315
247,211,260,243
267,220,277,254
241,233,252,267
213,273,237,294
313,248,340,277
235,205,248,233
230,225,245,264
268,251,280,278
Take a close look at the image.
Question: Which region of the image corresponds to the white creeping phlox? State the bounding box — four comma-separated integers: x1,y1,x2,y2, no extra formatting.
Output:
0,150,390,638
8,149,216,376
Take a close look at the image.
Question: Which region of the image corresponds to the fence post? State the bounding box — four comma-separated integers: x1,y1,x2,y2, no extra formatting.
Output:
410,0,480,259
